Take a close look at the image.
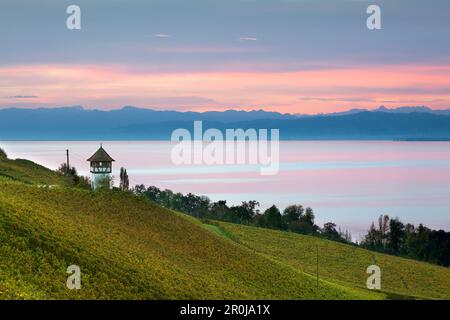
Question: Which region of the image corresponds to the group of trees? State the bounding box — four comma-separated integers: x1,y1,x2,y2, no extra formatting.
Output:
361,214,450,266
133,184,352,243
134,185,450,266
57,163,90,188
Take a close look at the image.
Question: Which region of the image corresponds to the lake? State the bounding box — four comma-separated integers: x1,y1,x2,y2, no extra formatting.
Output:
2,140,450,240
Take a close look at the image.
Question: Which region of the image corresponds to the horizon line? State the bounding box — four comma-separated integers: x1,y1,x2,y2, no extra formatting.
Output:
0,104,448,116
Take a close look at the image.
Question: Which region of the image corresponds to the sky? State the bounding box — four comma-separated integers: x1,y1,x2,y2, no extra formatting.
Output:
1,0,450,114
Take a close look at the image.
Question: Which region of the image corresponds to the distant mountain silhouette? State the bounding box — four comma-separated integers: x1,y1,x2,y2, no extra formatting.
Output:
1,106,450,140
296,105,450,117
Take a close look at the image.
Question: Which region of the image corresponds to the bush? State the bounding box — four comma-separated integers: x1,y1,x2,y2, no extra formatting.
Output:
57,162,91,189
0,147,7,159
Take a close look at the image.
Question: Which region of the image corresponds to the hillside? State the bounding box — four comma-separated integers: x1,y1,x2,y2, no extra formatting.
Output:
213,222,450,300
0,156,63,185
0,156,449,299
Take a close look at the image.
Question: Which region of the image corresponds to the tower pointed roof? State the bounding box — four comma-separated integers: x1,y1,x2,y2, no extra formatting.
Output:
87,145,115,162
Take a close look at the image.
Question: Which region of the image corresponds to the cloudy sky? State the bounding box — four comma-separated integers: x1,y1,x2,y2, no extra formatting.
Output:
1,0,450,113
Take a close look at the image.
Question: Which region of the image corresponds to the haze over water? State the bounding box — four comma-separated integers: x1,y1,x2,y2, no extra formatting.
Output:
3,140,450,240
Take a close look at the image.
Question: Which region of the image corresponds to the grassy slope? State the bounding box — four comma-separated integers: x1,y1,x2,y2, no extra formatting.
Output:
214,222,450,300
0,157,62,185
0,156,448,299
0,156,370,299
0,179,377,299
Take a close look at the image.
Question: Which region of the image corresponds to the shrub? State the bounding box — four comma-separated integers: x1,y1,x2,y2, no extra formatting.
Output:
0,147,7,159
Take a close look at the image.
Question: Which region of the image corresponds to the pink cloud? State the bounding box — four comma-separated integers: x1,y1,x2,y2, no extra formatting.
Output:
1,63,450,113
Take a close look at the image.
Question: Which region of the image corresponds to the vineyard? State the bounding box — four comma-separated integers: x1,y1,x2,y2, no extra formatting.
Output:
1,156,449,299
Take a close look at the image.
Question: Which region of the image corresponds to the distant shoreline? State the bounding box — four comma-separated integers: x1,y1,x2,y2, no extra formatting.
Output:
2,138,450,142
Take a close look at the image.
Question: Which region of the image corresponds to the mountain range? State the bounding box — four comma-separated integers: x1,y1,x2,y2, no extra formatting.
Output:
1,105,450,140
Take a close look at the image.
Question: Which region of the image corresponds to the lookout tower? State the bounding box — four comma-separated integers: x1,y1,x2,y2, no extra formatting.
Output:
87,145,115,190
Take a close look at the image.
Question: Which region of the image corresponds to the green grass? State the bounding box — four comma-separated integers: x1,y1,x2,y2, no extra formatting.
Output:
0,157,63,185
0,156,449,300
0,180,377,299
213,222,450,300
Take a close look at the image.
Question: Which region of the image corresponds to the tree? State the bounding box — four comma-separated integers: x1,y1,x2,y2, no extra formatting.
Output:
144,186,162,202
260,205,284,229
342,229,352,243
210,200,232,221
133,184,146,195
119,167,130,191
303,207,315,226
321,222,348,242
231,201,259,223
362,222,381,249
283,205,304,224
57,163,90,188
57,162,77,176
322,222,340,240
282,205,319,235
0,147,7,159
387,217,405,254
378,214,390,247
